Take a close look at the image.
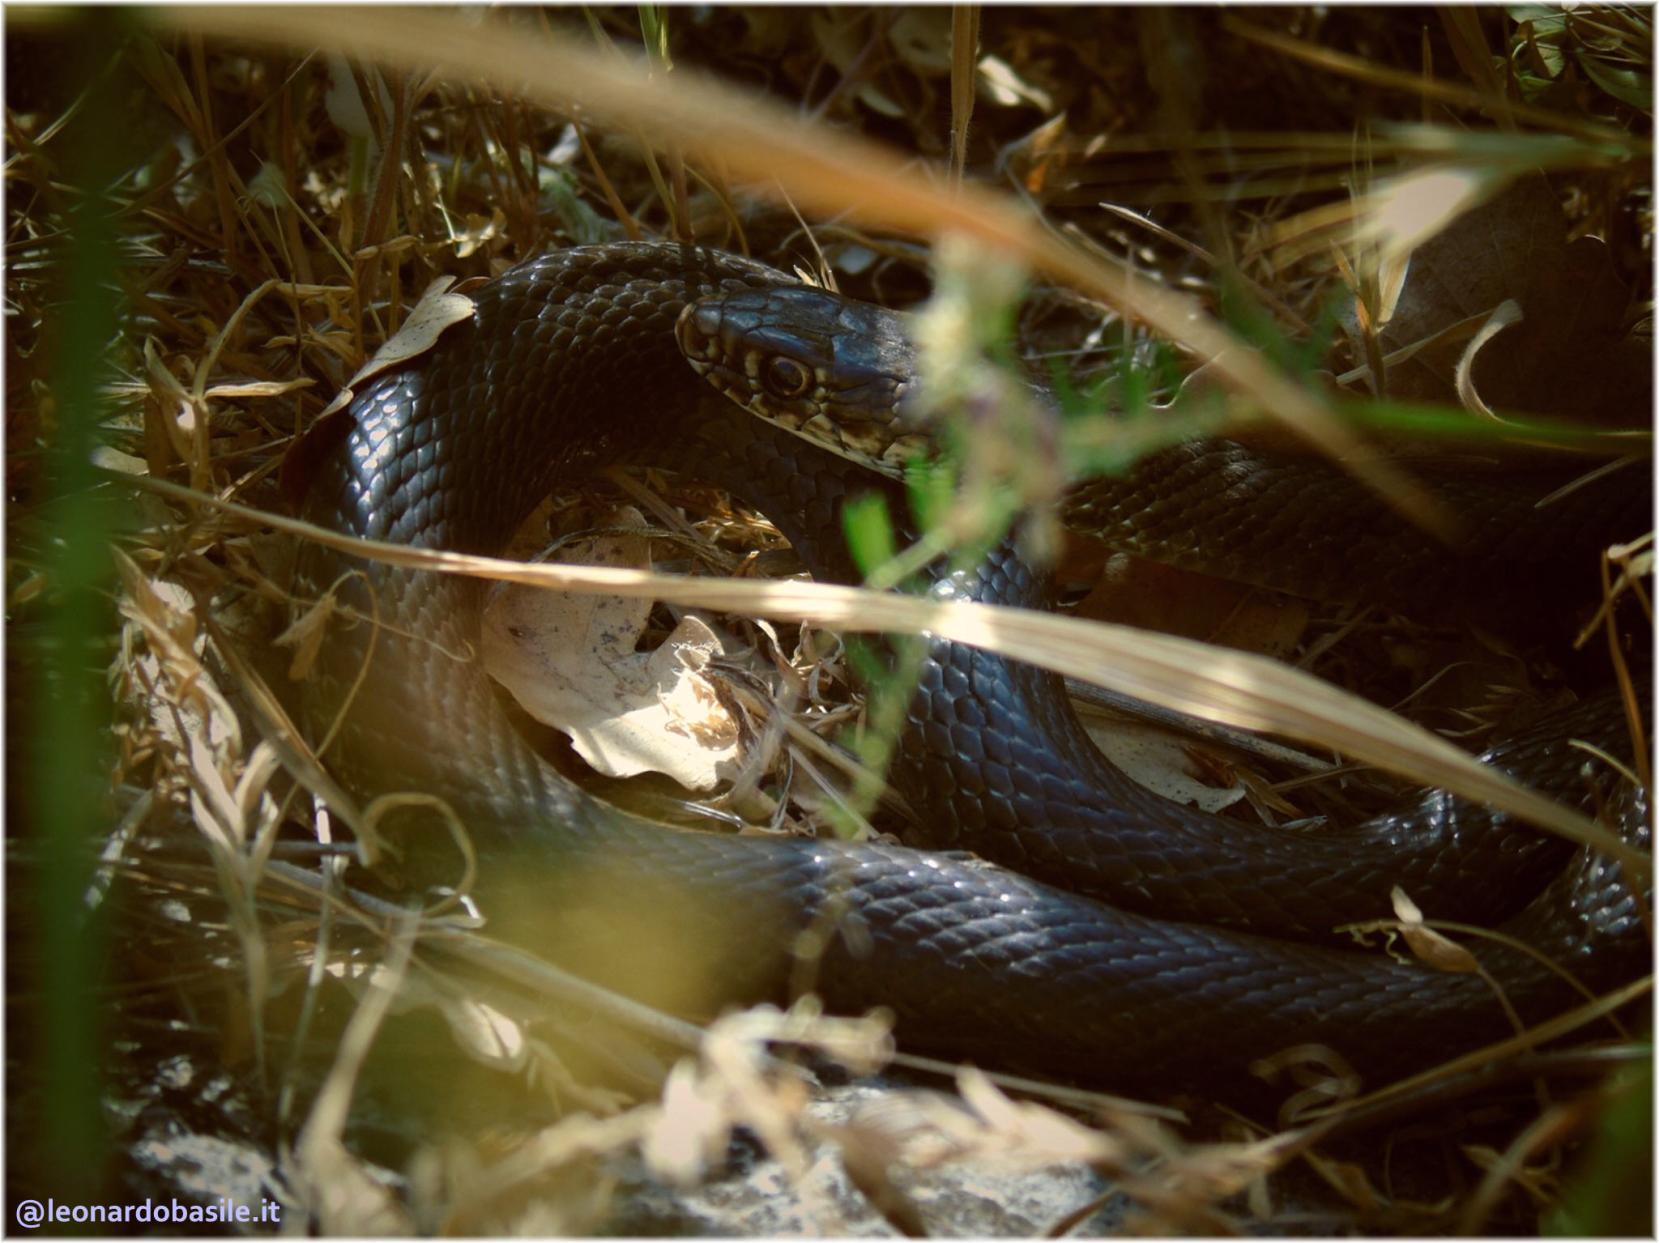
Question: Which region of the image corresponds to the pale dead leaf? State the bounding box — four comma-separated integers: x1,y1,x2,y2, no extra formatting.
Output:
1076,711,1245,814
276,588,340,681
977,54,1052,110
641,1060,732,1188
1391,885,1480,974
188,731,245,852
482,509,741,790
453,207,506,259
318,276,477,417
203,376,316,400
953,1067,1120,1166
324,53,391,141
810,11,904,117
439,997,529,1071
90,445,150,474
1300,1149,1382,1211
325,958,528,1073
115,551,242,758
1454,298,1524,421
143,337,202,462
824,1116,928,1238
887,9,951,74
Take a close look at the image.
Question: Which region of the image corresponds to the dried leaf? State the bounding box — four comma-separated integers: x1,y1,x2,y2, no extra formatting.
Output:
115,551,242,757
442,998,529,1071
1453,298,1524,420
276,588,340,681
954,1067,1120,1166
318,276,477,417
810,11,904,118
1391,885,1481,974
452,207,506,259
1300,1148,1383,1211
482,510,741,790
826,1117,928,1237
641,1060,731,1188
143,336,201,462
90,445,150,474
887,9,952,74
1373,177,1650,425
203,376,316,400
1077,711,1246,814
977,54,1052,111
188,731,245,851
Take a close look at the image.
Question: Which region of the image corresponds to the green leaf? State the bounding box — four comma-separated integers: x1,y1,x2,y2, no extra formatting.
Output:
1516,22,1567,79
539,167,608,245
1520,9,1568,39
638,5,670,68
842,493,897,579
1545,1058,1653,1236
842,636,892,687
1578,50,1654,111
904,456,957,535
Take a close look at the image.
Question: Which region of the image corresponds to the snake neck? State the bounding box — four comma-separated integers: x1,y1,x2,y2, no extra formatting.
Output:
306,243,791,558
291,244,792,849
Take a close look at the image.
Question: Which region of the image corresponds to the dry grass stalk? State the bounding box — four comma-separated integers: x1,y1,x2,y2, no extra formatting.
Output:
9,8,1647,1235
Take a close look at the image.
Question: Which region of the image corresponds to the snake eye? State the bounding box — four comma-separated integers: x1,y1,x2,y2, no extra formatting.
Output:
763,356,812,400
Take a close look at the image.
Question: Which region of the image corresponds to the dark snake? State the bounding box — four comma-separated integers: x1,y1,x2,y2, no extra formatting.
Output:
296,242,1650,1096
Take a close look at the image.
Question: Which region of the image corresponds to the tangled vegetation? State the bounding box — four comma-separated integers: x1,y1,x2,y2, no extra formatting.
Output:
5,6,1652,1235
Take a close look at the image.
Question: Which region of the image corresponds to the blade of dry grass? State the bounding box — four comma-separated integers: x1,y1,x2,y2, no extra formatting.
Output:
1223,15,1646,148
948,5,979,185
116,472,1649,877
292,909,418,1232
1299,974,1653,1123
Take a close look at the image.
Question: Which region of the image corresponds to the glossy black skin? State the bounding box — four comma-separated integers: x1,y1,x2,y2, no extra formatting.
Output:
678,286,921,467
295,242,1648,1097
680,278,1652,941
682,287,913,411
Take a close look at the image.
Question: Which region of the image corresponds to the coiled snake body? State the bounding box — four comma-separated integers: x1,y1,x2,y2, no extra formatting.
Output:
298,242,1648,1094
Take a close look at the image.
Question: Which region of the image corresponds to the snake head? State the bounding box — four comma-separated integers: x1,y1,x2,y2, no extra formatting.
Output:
676,286,929,476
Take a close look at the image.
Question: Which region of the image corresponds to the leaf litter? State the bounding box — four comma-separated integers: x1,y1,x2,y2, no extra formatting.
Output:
9,6,1650,1237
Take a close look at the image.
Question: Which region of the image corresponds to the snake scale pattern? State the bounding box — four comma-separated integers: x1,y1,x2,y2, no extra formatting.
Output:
295,242,1648,1095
